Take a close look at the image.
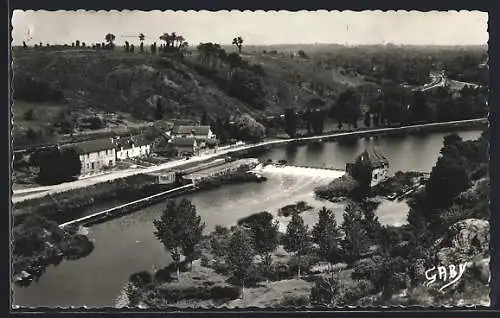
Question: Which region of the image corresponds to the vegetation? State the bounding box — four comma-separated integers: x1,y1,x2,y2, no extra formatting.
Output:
153,199,205,280
12,214,94,286
31,146,82,185
283,212,311,278
13,42,487,149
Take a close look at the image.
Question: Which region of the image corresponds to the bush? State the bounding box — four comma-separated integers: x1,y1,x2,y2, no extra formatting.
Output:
129,271,153,287
61,234,95,260
314,174,360,200
288,254,320,276
158,284,240,302
281,294,310,307
154,267,173,283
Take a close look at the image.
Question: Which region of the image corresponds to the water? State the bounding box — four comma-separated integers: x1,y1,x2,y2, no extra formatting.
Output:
12,129,482,308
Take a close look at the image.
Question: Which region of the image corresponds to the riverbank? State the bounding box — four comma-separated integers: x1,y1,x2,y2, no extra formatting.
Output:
13,216,94,286
12,118,487,205
12,128,486,308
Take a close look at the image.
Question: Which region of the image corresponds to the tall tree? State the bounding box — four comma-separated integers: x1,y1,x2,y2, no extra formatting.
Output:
341,202,369,264
311,207,342,269
139,33,145,52
178,199,205,270
226,227,255,296
232,36,244,53
154,98,164,120
363,111,371,127
283,211,310,278
237,212,279,285
153,200,185,281
333,89,361,129
284,108,298,138
105,33,116,49
153,199,205,280
124,41,130,52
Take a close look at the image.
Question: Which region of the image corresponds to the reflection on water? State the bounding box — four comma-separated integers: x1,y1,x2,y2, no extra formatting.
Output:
12,129,483,308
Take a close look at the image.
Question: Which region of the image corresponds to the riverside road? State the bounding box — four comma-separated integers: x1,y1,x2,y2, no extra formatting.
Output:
12,118,486,204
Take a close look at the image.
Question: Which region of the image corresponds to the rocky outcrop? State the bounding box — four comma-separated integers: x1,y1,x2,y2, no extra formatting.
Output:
431,218,489,265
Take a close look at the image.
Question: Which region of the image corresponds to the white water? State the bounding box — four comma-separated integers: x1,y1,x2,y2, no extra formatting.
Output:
253,164,346,180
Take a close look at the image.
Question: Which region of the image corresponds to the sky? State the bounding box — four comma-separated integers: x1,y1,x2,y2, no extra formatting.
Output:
11,10,488,46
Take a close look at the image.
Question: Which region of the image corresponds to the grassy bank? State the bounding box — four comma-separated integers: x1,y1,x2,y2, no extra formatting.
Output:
12,174,170,225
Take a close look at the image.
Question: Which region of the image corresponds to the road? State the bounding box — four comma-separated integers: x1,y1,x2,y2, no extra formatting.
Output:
12,118,487,204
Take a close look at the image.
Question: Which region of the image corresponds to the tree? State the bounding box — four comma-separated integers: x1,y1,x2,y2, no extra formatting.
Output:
130,44,135,53
105,33,116,49
153,199,205,280
425,151,471,210
333,89,361,128
284,108,298,138
341,202,369,264
36,146,81,185
178,199,205,270
153,200,184,281
201,110,210,125
311,207,342,268
75,40,80,47
310,273,341,307
226,227,255,295
232,36,244,53
154,98,164,120
237,212,279,285
139,33,145,52
125,41,130,52
363,111,371,127
283,211,310,278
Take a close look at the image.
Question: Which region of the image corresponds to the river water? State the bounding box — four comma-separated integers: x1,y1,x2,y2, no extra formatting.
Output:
12,129,482,308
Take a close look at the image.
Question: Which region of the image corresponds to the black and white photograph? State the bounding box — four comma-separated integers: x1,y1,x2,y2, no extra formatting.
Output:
10,10,490,309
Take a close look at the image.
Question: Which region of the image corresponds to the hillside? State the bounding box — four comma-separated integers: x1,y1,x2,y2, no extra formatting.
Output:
12,47,372,148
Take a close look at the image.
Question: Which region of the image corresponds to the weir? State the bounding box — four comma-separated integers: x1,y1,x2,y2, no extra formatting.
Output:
253,164,346,179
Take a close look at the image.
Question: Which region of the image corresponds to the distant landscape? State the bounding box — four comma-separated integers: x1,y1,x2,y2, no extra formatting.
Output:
12,36,488,150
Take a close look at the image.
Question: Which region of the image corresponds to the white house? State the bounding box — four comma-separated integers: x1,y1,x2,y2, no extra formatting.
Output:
113,135,151,161
70,138,117,175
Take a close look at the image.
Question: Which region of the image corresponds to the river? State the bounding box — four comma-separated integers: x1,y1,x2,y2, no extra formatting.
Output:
12,128,482,308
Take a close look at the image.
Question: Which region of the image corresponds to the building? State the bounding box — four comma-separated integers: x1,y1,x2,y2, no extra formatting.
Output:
171,137,199,157
171,125,216,143
114,135,151,161
346,148,389,188
147,170,177,185
70,138,117,175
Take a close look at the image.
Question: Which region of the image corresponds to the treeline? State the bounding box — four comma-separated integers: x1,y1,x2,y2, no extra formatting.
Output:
315,45,488,86
28,146,81,185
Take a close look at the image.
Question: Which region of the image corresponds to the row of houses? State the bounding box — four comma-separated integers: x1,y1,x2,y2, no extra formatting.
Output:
64,125,217,176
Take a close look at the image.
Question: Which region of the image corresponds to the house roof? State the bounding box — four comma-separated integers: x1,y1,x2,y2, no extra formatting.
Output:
357,147,389,168
172,125,211,136
171,137,197,147
67,138,116,154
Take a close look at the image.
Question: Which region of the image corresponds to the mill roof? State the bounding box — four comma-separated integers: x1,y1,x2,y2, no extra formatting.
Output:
356,147,389,168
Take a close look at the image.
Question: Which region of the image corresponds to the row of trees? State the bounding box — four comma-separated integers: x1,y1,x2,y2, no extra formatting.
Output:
152,196,386,297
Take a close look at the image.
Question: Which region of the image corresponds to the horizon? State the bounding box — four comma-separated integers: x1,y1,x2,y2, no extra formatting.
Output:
12,10,488,47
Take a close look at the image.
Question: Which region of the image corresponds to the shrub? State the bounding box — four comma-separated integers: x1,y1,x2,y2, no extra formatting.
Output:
154,267,173,283
158,284,240,302
129,271,153,287
314,174,360,200
281,294,310,307
342,279,376,304
288,254,320,276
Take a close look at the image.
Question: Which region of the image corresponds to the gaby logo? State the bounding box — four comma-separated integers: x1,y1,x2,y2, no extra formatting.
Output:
424,263,467,292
